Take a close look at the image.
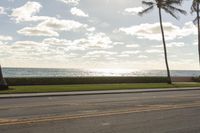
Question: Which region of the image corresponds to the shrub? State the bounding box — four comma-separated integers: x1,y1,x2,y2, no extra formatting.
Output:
5,76,168,86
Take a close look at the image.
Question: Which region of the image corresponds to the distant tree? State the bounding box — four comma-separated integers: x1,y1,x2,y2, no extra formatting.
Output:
139,0,186,84
0,65,8,90
191,0,200,66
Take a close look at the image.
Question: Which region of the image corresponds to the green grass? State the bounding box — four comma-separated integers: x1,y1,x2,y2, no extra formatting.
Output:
0,83,200,94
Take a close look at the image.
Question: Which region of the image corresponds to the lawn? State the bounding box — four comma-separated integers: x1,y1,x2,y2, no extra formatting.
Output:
0,83,200,94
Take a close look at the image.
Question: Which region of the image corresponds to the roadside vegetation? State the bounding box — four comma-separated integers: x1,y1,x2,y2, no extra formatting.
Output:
5,77,168,86
1,83,200,94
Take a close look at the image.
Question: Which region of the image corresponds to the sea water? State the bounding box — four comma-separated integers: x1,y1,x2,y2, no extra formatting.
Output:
2,68,200,77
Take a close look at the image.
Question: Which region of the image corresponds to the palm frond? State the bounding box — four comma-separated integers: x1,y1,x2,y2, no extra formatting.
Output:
141,1,154,6
191,1,200,13
191,1,197,13
166,5,187,15
138,5,154,16
163,7,179,19
193,17,198,24
165,0,184,6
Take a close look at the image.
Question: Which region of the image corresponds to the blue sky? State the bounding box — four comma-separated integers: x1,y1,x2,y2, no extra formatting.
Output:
0,0,199,70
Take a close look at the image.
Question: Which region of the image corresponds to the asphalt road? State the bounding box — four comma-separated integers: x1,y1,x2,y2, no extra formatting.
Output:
0,89,200,133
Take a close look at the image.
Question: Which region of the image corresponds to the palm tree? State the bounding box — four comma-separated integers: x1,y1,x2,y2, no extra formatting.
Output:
139,0,186,84
0,65,8,90
191,0,200,66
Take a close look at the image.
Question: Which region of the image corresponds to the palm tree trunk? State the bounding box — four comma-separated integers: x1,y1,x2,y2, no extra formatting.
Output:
197,4,200,67
158,8,172,84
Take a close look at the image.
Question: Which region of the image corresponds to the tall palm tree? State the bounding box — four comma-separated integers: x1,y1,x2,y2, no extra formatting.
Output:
0,65,8,90
191,0,200,66
139,0,186,84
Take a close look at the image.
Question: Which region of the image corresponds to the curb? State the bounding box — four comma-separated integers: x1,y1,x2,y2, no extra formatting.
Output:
0,87,200,99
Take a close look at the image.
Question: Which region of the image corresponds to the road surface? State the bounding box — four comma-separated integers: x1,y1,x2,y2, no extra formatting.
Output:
0,89,200,133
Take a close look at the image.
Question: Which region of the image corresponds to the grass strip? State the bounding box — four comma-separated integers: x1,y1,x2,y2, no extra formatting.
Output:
0,83,200,94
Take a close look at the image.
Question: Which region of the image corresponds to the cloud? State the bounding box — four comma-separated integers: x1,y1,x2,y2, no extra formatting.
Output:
74,32,113,49
146,49,163,53
70,7,89,17
118,54,130,57
11,1,44,22
193,40,197,45
152,42,185,48
86,27,96,32
42,38,72,45
118,50,140,58
42,32,113,50
119,22,196,41
113,42,124,45
18,18,87,36
0,7,6,15
126,44,140,48
123,7,143,15
0,41,43,59
18,27,59,37
8,40,80,59
167,42,185,47
0,35,13,47
38,18,87,31
84,51,117,58
58,0,80,6
138,55,148,59
14,41,42,46
121,51,140,54
0,35,13,41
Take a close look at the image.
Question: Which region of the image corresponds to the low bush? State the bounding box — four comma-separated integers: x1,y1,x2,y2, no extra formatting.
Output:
5,77,168,86
192,76,200,82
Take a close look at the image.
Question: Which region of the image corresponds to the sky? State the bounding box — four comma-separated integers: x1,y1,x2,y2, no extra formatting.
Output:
0,0,199,70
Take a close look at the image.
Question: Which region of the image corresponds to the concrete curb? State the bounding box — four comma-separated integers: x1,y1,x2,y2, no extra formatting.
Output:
0,87,200,99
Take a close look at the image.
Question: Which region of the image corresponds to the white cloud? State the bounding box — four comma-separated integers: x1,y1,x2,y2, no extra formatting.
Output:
11,1,43,22
42,32,113,50
119,22,196,41
14,41,43,46
153,42,185,48
87,27,96,32
43,38,72,45
118,54,130,57
84,51,117,58
126,44,140,48
167,42,185,47
70,7,89,17
74,32,113,49
193,41,198,45
9,40,80,59
124,7,143,15
18,18,87,36
121,51,140,55
146,49,163,53
38,18,86,31
0,7,6,15
0,35,13,41
18,27,59,37
58,0,80,5
118,50,141,58
138,55,148,58
113,42,124,45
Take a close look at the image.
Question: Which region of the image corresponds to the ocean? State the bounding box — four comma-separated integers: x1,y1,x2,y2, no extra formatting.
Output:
2,68,200,77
